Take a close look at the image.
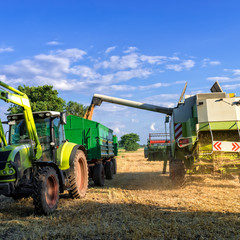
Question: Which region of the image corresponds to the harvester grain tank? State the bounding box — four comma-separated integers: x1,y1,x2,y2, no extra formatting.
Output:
88,81,240,183
0,81,88,214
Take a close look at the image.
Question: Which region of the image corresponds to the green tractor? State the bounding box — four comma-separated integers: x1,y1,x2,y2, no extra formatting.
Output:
0,81,88,214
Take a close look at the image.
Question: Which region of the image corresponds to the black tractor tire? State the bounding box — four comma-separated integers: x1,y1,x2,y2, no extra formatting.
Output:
169,159,186,186
33,167,59,215
93,163,105,186
68,150,88,199
105,161,114,179
111,158,117,174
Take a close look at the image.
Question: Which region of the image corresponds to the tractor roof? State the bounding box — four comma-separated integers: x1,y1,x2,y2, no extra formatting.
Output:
7,111,61,120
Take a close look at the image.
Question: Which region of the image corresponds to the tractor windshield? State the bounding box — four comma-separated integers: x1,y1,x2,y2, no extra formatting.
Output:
10,118,51,145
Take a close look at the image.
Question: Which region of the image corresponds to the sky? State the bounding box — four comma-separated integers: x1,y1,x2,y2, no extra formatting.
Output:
1,0,240,144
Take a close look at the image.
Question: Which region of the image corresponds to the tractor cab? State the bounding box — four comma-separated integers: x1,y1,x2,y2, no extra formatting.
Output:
6,111,67,162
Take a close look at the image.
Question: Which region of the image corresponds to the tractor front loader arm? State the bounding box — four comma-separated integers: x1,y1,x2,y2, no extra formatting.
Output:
0,119,7,147
0,81,42,160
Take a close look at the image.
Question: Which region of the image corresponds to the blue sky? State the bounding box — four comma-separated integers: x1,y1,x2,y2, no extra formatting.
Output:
0,1,240,143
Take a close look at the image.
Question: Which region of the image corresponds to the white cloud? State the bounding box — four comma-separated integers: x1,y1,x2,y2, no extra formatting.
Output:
166,59,195,71
131,118,139,123
224,69,240,76
55,48,87,60
95,103,127,112
143,94,179,107
202,58,221,67
95,53,139,70
123,46,138,53
222,83,240,90
46,41,62,46
105,46,116,54
139,82,170,90
0,47,14,53
207,76,231,82
150,122,156,131
140,55,167,64
120,93,133,98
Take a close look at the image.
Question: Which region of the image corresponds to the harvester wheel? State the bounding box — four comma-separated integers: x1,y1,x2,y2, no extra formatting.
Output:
111,158,117,174
93,163,105,186
33,167,59,215
105,161,114,179
68,150,88,199
169,159,186,186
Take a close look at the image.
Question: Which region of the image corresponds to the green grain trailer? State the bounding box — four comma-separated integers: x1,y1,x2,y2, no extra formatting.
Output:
64,115,118,186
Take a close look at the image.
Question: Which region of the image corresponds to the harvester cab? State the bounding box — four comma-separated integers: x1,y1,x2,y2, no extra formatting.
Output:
0,81,88,215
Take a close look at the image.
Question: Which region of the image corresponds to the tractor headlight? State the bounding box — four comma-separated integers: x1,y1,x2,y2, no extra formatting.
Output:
9,170,13,174
3,171,6,174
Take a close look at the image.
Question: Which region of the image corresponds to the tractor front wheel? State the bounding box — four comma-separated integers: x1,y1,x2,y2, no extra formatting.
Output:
33,167,59,215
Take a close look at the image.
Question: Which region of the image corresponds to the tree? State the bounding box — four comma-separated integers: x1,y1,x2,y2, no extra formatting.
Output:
8,85,66,114
120,133,140,151
66,101,88,117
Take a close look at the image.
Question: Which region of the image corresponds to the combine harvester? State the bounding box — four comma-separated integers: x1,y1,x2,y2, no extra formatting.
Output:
0,81,117,214
87,82,240,184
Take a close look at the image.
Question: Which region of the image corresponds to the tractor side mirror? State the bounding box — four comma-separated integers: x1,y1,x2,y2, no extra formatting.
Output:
60,112,67,125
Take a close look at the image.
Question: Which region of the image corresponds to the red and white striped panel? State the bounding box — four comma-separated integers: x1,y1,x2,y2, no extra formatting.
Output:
174,123,182,140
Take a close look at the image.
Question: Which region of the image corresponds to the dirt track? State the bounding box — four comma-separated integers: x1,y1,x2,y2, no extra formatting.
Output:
0,148,240,239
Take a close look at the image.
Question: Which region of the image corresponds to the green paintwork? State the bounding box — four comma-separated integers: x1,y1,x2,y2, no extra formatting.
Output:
0,143,32,183
199,121,240,131
64,115,118,161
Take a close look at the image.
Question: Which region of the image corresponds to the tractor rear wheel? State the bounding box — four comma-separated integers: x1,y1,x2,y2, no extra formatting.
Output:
169,159,186,186
33,167,59,215
93,163,105,186
68,150,88,199
105,161,114,179
111,158,117,174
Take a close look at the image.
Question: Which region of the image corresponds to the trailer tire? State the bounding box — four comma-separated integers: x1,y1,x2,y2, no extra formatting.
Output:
68,150,88,199
111,158,117,174
105,161,114,179
169,159,185,186
93,163,105,186
33,166,59,215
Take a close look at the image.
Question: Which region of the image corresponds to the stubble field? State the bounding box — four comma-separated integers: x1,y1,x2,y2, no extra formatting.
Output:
0,148,240,239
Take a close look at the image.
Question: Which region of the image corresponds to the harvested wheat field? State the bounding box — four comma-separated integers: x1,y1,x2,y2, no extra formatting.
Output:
0,148,240,240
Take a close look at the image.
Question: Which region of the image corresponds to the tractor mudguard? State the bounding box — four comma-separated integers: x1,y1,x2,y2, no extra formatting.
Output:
57,142,87,170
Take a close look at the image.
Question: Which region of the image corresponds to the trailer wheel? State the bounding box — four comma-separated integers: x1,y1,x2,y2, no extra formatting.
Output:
68,150,88,199
105,161,114,179
33,167,59,215
93,163,105,186
111,158,117,174
169,159,185,186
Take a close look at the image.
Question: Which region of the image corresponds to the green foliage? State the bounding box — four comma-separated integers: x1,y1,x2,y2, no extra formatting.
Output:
66,101,88,117
120,133,140,151
8,85,66,114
